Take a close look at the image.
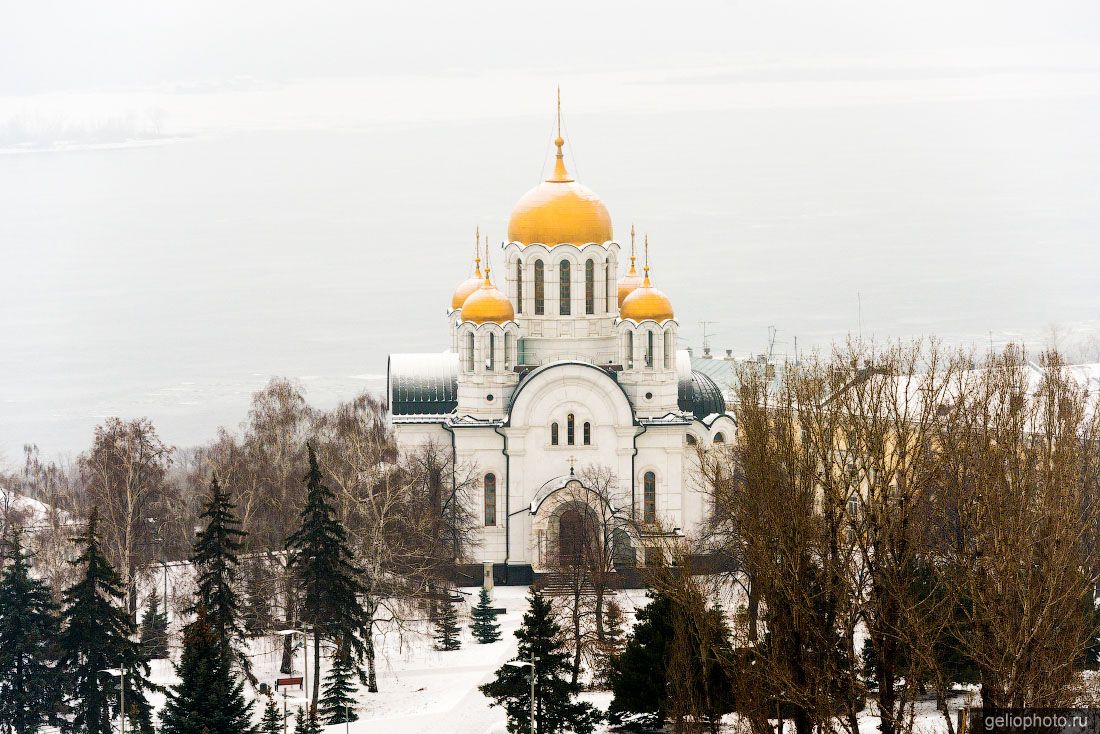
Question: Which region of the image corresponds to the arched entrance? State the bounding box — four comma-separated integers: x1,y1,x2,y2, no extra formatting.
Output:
557,506,597,567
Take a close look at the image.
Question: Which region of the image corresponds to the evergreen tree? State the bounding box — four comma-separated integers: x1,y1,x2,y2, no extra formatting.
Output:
607,590,673,727
242,560,273,637
592,598,625,689
480,588,601,734
293,706,322,734
138,587,169,659
57,509,158,734
608,589,735,728
190,474,250,679
319,642,359,724
286,445,368,707
159,606,253,734
258,695,283,734
0,534,61,734
470,587,501,644
433,594,462,651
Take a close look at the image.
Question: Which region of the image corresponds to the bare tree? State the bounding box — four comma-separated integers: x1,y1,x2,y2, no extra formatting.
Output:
78,417,174,618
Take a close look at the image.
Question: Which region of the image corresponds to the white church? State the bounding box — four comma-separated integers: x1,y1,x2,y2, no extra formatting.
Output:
387,115,734,585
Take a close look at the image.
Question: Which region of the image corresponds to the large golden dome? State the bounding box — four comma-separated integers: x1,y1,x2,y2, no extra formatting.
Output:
620,270,675,322
507,135,612,247
461,270,515,324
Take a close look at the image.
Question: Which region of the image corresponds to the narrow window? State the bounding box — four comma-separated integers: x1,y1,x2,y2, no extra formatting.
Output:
714,432,725,444
516,260,523,314
567,413,575,445
663,331,672,369
488,332,495,371
583,422,591,446
484,474,496,526
585,259,594,314
466,332,475,372
551,422,559,446
643,471,656,522
534,260,545,315
645,331,654,368
559,261,571,315
604,262,610,312
625,331,634,369
503,332,512,369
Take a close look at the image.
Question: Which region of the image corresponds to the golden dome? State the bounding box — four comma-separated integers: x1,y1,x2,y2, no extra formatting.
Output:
617,225,644,306
507,134,612,247
451,229,484,311
461,268,515,324
620,268,674,323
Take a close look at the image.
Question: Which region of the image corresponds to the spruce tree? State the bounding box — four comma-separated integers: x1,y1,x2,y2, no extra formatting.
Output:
190,474,250,679
319,642,359,724
470,587,501,644
607,590,673,727
592,598,625,689
286,445,368,707
433,595,462,651
258,695,283,734
159,605,252,734
58,509,157,734
138,587,169,659
480,588,601,734
0,534,61,734
293,706,322,734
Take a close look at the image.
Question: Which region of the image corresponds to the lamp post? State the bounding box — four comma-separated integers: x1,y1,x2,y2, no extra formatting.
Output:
99,667,125,734
505,649,538,734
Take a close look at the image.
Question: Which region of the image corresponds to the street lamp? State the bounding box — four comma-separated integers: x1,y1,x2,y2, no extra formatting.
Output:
504,650,538,734
280,693,308,734
98,667,125,734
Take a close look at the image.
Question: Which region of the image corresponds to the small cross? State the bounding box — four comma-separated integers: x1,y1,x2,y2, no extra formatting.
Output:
567,456,577,475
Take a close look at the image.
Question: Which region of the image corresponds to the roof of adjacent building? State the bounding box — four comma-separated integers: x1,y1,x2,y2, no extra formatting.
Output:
387,352,459,417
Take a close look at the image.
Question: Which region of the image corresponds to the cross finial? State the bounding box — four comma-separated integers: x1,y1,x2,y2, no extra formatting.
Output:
556,85,562,140
567,455,577,475
483,234,491,281
644,234,650,276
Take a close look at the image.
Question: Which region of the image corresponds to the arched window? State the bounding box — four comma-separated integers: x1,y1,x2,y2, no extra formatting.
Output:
583,422,591,446
516,260,523,314
559,261,571,315
465,332,475,372
645,331,654,367
625,331,634,369
503,332,512,369
484,474,496,526
487,332,495,371
551,422,559,446
534,260,545,315
664,330,672,369
686,434,698,445
643,471,656,522
714,432,725,444
604,262,610,312
585,259,594,314
567,413,575,445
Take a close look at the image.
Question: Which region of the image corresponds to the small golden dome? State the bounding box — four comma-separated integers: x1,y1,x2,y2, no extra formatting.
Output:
461,268,515,324
451,229,484,310
617,225,644,306
507,133,612,247
620,246,674,322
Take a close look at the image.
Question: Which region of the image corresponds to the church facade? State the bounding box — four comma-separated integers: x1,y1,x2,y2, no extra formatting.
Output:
387,121,734,584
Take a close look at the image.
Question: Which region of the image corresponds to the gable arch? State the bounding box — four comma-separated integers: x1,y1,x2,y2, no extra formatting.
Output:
507,361,635,429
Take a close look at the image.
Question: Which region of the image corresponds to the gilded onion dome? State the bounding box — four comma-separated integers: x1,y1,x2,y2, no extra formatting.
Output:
461,264,515,324
617,225,644,306
507,95,612,247
620,237,674,322
451,232,483,311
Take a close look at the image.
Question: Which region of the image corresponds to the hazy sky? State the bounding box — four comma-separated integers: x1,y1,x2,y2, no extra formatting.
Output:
2,1,1100,459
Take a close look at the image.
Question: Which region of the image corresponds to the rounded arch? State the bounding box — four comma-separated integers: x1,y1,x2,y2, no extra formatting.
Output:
507,361,635,429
